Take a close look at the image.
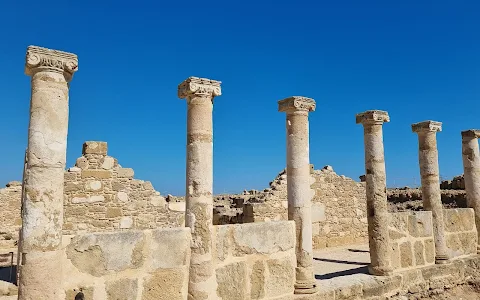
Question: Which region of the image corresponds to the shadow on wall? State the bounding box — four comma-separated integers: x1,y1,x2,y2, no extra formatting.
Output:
0,265,17,284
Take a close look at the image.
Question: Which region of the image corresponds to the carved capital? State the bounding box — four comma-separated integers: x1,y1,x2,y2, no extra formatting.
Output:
25,46,78,81
178,76,222,99
461,129,480,139
356,110,390,125
412,120,442,133
278,96,316,113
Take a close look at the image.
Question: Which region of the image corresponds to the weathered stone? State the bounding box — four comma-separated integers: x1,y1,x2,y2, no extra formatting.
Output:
414,241,425,266
65,182,83,193
250,261,266,299
81,169,112,179
142,268,188,300
83,141,108,155
106,207,122,218
150,195,166,207
168,201,186,212
84,180,102,192
311,202,325,222
75,157,89,169
112,181,126,191
117,168,134,178
147,228,191,270
119,216,133,229
106,278,138,300
65,287,93,300
264,257,295,297
408,211,433,238
101,156,115,170
400,241,413,268
216,262,247,300
116,192,129,203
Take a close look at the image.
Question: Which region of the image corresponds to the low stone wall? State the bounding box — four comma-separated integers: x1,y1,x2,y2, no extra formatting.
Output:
242,166,368,250
62,227,191,300
214,221,296,299
389,211,435,272
443,208,478,258
0,182,22,248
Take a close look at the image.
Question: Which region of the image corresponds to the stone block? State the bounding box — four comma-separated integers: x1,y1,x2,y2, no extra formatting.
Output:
326,235,356,248
119,216,133,229
408,211,433,237
216,262,248,300
116,192,129,203
84,180,102,192
231,221,295,256
71,195,105,204
75,156,89,169
64,172,78,181
117,168,134,178
215,225,232,262
143,181,154,190
142,268,188,300
390,212,408,233
150,195,166,207
250,261,266,299
112,181,126,191
391,242,401,270
414,241,425,266
106,278,138,300
264,257,295,297
400,241,413,268
81,169,112,179
311,202,325,222
446,231,478,257
424,239,435,264
83,141,108,155
64,182,83,193
106,207,122,218
101,156,115,170
444,208,475,232
66,231,145,276
168,202,186,212
147,228,191,270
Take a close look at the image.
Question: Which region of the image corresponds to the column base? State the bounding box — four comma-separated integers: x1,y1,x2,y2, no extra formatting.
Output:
435,254,450,264
294,281,318,294
368,265,394,276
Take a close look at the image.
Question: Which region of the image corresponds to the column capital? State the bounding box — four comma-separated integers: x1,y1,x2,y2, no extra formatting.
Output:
462,129,480,139
355,110,389,125
412,120,442,133
25,45,78,80
278,96,316,113
178,76,222,99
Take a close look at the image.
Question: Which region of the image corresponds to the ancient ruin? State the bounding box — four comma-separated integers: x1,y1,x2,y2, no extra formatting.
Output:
1,45,480,299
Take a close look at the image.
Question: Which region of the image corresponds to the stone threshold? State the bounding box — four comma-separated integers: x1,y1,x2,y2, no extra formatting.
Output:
295,255,480,300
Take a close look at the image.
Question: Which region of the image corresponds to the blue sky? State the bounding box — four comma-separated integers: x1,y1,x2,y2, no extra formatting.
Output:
0,0,478,195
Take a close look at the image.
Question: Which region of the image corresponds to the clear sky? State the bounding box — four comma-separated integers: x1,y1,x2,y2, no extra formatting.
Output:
0,0,478,195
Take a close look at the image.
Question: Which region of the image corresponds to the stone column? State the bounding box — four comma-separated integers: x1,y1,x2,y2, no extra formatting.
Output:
278,96,317,294
412,121,449,263
178,77,221,300
461,129,480,253
356,110,393,276
18,46,78,300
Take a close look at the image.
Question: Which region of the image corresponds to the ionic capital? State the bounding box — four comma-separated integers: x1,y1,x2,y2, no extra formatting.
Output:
462,129,480,139
412,121,442,133
25,46,78,81
278,96,316,113
178,76,222,99
355,110,389,125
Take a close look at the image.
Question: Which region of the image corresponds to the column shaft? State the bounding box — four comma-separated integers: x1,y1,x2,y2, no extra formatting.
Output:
179,77,221,300
286,111,316,293
417,131,449,262
363,123,392,275
462,133,480,251
18,70,69,300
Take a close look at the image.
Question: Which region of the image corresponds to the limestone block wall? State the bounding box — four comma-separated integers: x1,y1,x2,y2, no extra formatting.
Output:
63,141,185,234
62,227,191,300
389,211,435,272
243,166,368,249
214,221,296,299
443,208,478,258
0,182,22,248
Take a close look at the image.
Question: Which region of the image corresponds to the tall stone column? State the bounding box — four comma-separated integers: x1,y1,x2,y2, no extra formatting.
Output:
18,46,78,300
278,96,317,294
178,77,221,300
412,121,449,263
461,129,480,253
356,110,393,276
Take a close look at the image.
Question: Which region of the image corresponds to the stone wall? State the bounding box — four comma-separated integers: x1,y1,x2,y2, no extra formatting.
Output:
0,182,22,249
61,227,191,300
242,166,368,249
214,221,296,299
389,211,435,272
443,208,478,258
63,141,185,235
